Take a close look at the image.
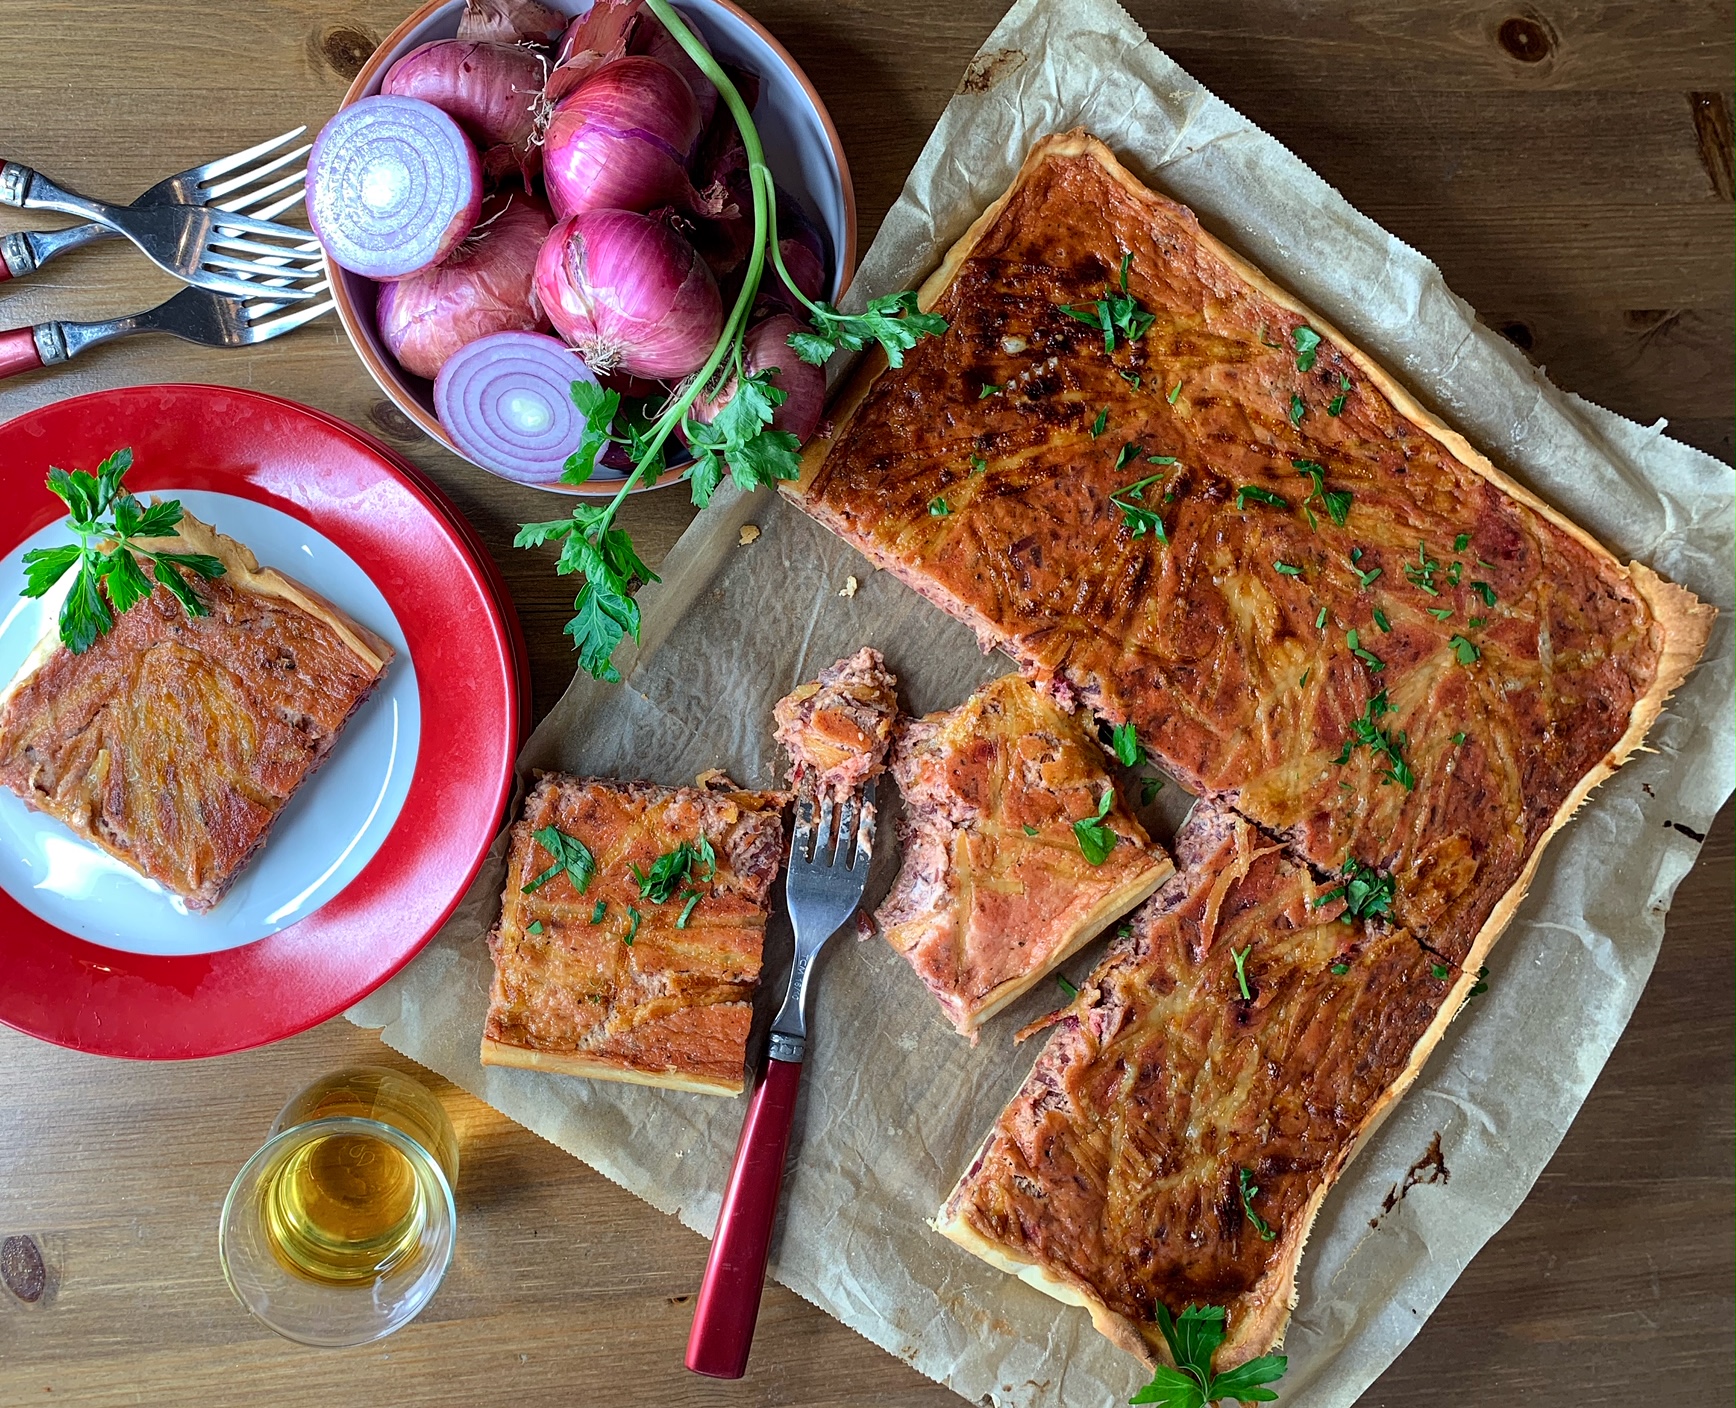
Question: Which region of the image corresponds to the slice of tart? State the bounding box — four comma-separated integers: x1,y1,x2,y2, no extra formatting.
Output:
937,801,1459,1370
0,509,392,911
481,772,788,1095
772,646,900,795
875,674,1172,1037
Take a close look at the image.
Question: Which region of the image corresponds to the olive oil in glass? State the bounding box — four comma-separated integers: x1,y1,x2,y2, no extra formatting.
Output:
261,1126,426,1283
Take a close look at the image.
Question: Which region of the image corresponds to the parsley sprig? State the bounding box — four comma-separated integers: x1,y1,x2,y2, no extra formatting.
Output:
525,826,598,895
1292,459,1350,528
1073,788,1120,865
1337,689,1415,789
1058,251,1156,353
1238,1168,1277,1242
518,0,948,685
1316,856,1396,924
1131,1304,1288,1408
23,448,226,654
1112,473,1170,542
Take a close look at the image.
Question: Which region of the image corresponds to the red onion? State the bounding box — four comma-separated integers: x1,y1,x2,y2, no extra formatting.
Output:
534,209,722,378
376,194,553,380
455,0,564,45
435,332,604,485
381,39,545,186
546,0,639,103
542,57,712,220
308,97,482,279
689,314,824,445
627,12,717,127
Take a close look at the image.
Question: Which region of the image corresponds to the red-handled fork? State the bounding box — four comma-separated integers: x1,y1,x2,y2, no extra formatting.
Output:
686,783,877,1379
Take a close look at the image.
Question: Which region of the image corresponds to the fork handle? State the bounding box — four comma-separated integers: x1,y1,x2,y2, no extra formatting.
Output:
686,1055,804,1379
0,162,117,228
0,327,50,379
1,224,114,280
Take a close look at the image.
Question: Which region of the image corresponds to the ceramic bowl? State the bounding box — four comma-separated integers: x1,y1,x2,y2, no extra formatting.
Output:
327,0,856,495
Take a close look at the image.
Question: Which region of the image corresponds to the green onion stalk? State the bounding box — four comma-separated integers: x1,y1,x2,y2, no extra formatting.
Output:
518,0,946,682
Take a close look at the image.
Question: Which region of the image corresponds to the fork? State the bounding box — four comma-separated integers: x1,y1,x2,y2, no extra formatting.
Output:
0,159,321,301
0,128,309,283
687,781,878,1380
0,277,334,381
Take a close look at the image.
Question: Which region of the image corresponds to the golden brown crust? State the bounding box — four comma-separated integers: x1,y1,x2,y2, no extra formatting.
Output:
481,774,788,1095
0,510,392,910
877,675,1172,1036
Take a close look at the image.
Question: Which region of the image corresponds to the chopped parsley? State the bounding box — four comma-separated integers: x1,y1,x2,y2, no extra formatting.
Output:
1316,605,1329,630
1023,823,1039,836
1167,379,1183,404
623,905,642,945
970,455,987,474
1454,532,1471,552
1469,965,1490,997
1452,731,1467,745
525,826,597,895
1299,668,1311,687
1140,776,1164,805
1291,325,1321,372
633,835,716,904
978,382,1000,399
1373,605,1391,631
1293,459,1351,526
1238,1167,1277,1242
1090,407,1109,437
1120,369,1143,388
1446,560,1463,586
1346,628,1385,672
526,920,543,934
1273,561,1303,576
1468,616,1486,628
1317,856,1397,923
589,899,607,924
1327,371,1352,416
1288,392,1306,426
1111,474,1169,542
1429,606,1454,621
1111,720,1147,768
1432,963,1451,981
929,497,950,517
1471,580,1498,607
1337,689,1415,789
1356,565,1382,588
1330,961,1350,975
1235,485,1290,511
1115,442,1143,470
1073,788,1119,865
676,891,703,929
1405,540,1441,595
1148,454,1178,466
1449,634,1481,665
1056,973,1079,999
1058,276,1155,353
1231,945,1254,1000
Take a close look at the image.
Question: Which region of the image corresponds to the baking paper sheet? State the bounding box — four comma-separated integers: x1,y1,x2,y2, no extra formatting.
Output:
349,0,1736,1401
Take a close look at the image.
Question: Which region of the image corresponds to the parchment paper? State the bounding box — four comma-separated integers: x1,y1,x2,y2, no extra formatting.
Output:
349,1,1736,1401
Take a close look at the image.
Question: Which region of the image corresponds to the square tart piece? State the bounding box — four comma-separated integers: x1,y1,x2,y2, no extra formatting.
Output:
790,128,1711,976
772,646,900,795
875,674,1172,1037
937,802,1462,1371
0,510,392,911
481,772,789,1096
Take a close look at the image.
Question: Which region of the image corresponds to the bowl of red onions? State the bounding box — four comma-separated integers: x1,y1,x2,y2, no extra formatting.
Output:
317,0,855,494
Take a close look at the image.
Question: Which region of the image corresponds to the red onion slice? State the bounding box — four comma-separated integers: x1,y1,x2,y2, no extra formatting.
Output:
307,96,483,280
435,331,605,484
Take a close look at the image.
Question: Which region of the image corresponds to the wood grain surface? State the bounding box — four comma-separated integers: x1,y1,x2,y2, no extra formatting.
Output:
0,2,1729,1405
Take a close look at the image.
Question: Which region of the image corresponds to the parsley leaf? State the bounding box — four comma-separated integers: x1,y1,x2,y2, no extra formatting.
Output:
1405,540,1441,596
1471,580,1497,607
1167,380,1183,405
1090,407,1109,437
1121,370,1143,389
590,899,607,924
789,290,949,369
979,382,1001,399
517,505,661,684
1452,731,1467,745
1111,474,1169,543
1373,606,1391,631
623,905,642,945
1073,788,1119,865
1288,392,1306,426
525,826,597,895
1291,325,1321,371
633,838,713,904
1316,606,1329,630
1058,264,1156,354
526,920,543,934
1316,856,1397,923
1291,459,1352,528
25,447,227,654
1346,628,1385,672
1116,442,1144,470
1273,561,1302,576
1432,963,1451,980
1454,532,1471,552
970,455,988,474
1331,961,1350,974
1056,973,1079,999
1449,634,1481,665
1238,1168,1277,1242
1336,689,1415,789
1231,944,1254,1000
1023,823,1039,836
1327,371,1352,416
1235,485,1290,511
1112,720,1146,767
1133,1304,1288,1408
684,369,803,508
929,497,951,517
677,891,703,929
1469,964,1490,997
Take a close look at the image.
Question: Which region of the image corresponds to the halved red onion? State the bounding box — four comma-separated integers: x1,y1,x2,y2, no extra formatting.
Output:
435,331,603,484
381,40,546,187
542,56,707,220
534,209,722,379
376,193,553,380
308,96,482,279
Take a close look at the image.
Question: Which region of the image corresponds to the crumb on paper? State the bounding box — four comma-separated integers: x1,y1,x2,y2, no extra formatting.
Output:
839,576,859,598
738,524,761,546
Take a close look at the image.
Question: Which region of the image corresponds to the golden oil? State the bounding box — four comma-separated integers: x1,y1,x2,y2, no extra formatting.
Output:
262,1129,425,1284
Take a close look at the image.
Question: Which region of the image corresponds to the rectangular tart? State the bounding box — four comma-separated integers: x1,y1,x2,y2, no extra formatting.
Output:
876,674,1172,1036
0,510,392,911
937,801,1460,1370
481,773,788,1095
790,130,1712,974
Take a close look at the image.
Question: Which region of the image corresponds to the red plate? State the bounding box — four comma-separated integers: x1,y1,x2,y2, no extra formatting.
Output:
0,385,520,1059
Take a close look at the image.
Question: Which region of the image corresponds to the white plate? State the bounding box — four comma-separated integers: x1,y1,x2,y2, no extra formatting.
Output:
0,490,419,957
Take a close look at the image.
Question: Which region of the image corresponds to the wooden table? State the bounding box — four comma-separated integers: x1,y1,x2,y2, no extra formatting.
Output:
0,2,1728,1403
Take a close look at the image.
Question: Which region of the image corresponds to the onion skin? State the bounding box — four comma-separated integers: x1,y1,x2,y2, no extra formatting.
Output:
542,56,707,220
382,40,545,186
455,0,564,45
546,0,639,103
628,13,717,127
534,209,722,379
377,193,553,380
688,314,824,445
